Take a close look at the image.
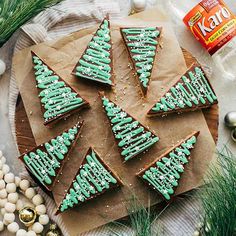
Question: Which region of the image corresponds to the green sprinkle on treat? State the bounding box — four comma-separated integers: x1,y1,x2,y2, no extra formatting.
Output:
148,64,218,117
101,94,159,162
31,52,88,126
19,122,83,191
58,148,122,213
137,131,199,200
121,27,161,95
74,16,113,86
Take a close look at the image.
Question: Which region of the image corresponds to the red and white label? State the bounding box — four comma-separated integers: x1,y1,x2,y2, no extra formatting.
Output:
183,0,236,55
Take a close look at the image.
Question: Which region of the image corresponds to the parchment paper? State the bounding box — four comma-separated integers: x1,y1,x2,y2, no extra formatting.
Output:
13,8,216,235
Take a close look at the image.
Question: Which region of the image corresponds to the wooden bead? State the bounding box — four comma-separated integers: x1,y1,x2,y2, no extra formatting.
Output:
4,173,15,183
25,188,36,199
0,198,7,208
2,164,10,175
3,218,9,226
38,214,49,225
15,176,21,187
5,202,16,213
8,193,19,204
133,0,147,12
0,60,6,76
4,213,15,224
1,208,6,216
35,204,46,215
26,231,37,236
6,183,16,193
16,229,27,236
32,222,43,234
0,171,3,179
32,194,43,206
0,189,7,198
1,156,6,164
0,221,4,231
16,199,24,211
193,231,200,236
19,180,30,191
7,222,19,233
0,179,5,190
25,202,35,209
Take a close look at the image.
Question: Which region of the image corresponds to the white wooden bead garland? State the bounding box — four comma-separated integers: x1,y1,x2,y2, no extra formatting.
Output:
132,0,147,12
0,151,50,234
0,59,6,76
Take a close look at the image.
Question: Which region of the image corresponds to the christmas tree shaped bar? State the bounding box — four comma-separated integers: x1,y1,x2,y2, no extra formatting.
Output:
19,121,84,191
148,64,218,117
31,52,89,127
101,94,159,162
57,148,122,213
73,15,113,86
120,27,161,95
136,131,200,200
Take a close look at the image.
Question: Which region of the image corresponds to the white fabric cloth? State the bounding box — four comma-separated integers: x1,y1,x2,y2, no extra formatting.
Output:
8,0,201,235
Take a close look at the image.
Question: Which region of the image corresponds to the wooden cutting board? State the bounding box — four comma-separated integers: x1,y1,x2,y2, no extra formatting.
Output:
15,48,218,154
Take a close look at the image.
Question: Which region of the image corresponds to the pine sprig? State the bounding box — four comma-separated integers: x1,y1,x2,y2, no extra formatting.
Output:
109,194,167,236
200,145,236,236
0,0,63,47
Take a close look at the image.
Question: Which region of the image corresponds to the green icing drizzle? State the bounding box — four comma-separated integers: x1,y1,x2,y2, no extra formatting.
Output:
60,150,118,212
23,125,79,187
122,27,160,88
102,96,159,161
151,66,217,113
32,56,86,122
76,19,112,85
142,135,197,200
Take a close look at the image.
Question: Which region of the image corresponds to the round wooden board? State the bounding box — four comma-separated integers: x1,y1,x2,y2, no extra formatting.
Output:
15,48,219,155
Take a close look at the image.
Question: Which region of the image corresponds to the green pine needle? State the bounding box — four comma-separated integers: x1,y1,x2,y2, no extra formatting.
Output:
200,145,236,236
0,0,63,47
109,195,167,236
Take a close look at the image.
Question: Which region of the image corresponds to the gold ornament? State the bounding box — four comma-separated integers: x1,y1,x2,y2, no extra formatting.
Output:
19,206,37,227
46,224,62,236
